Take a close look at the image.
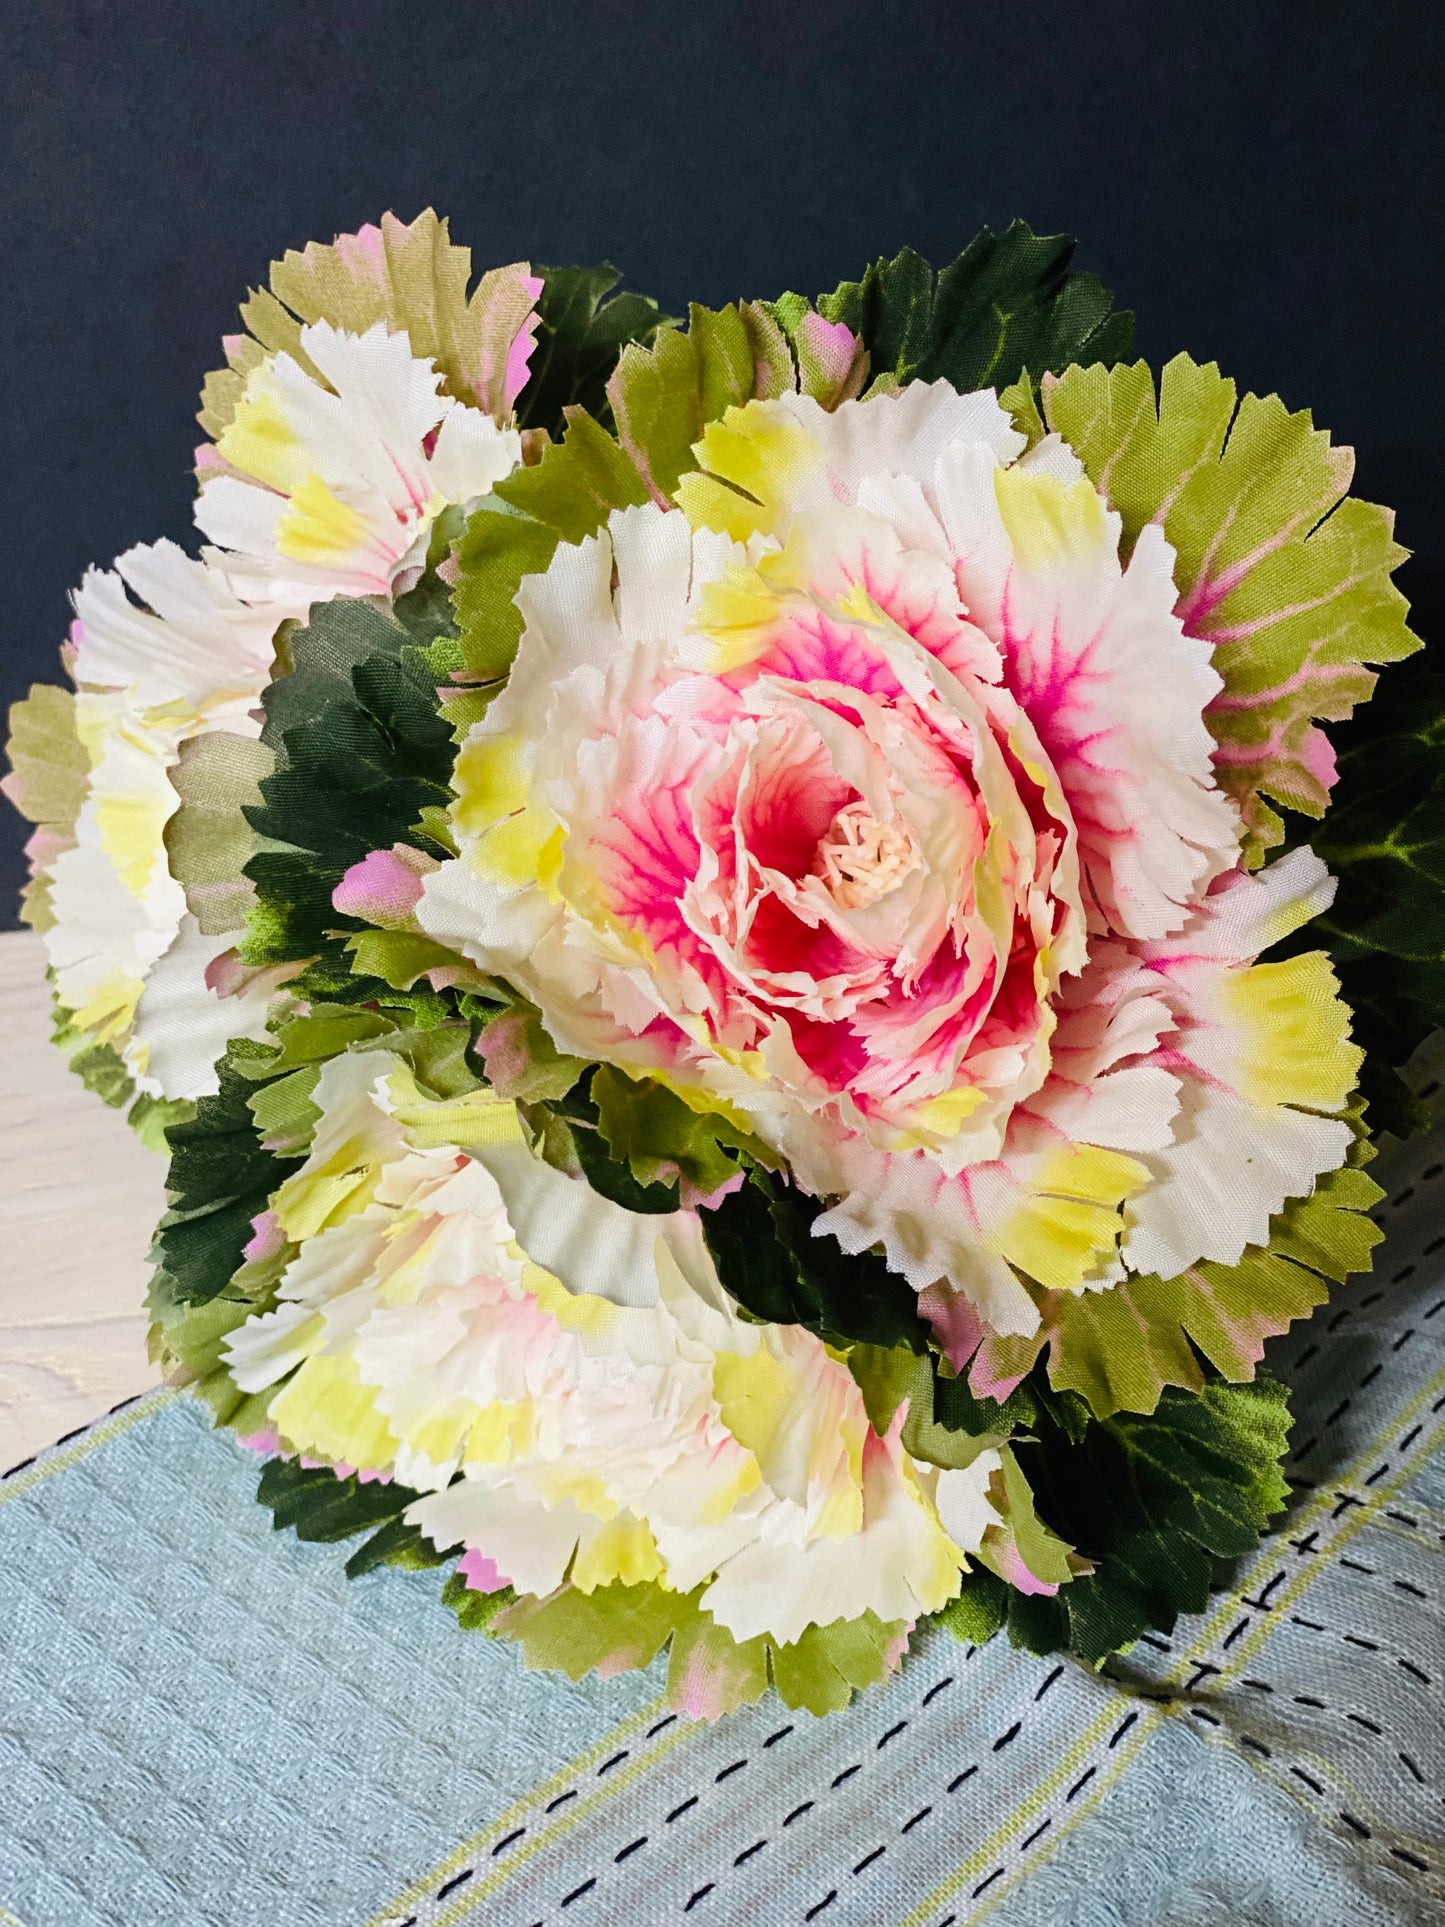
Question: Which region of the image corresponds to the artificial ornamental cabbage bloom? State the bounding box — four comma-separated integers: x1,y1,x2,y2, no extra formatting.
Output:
419,383,1361,1346
222,1046,1050,1672
7,229,539,1101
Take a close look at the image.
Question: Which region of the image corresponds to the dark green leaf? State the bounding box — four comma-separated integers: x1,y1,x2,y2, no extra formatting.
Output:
818,221,1132,393
1012,1377,1293,1663
256,1455,422,1545
517,264,670,437
700,1168,930,1351
151,1055,303,1305
344,1515,452,1579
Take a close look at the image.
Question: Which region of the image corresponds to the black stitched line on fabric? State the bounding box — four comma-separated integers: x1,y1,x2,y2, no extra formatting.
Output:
598,1749,630,1775
832,1763,862,1788
1423,1161,1443,1179
935,1916,958,1927
803,1888,837,1918
992,1721,1021,1751
1393,1578,1428,1599
714,1758,746,1782
666,1796,698,1823
1343,1633,1380,1651
1398,1423,1424,1450
922,1676,954,1706
1340,1812,1372,1839
1021,1818,1053,1850
1392,1848,1430,1872
1294,1343,1320,1370
1108,1712,1139,1748
1222,1617,1252,1650
1348,1713,1382,1735
948,1764,979,1794
1399,1659,1432,1685
734,1839,767,1867
853,1846,886,1874
1363,1463,1391,1487
491,1828,525,1857
615,1836,647,1863
1392,1187,1415,1206
1392,1329,1417,1352
1425,1235,1445,1256
1238,1735,1271,1757
971,1868,1005,1898
1399,1752,1426,1784
784,1802,814,1827
1242,1678,1274,1693
1360,1364,1383,1387
546,1790,577,1812
1067,1766,1097,1800
646,1715,678,1739
1340,1557,1374,1574
1392,1265,1417,1283
1325,1400,1351,1426
434,1869,473,1902
1359,1291,1383,1308
685,1882,715,1912
902,1805,932,1833
1035,1665,1064,1701
1188,1707,1222,1727
1294,1694,1325,1708
1292,1766,1325,1794
877,1720,908,1749
762,1724,793,1747
1426,1299,1444,1320
1139,1634,1172,1653
560,1876,596,1907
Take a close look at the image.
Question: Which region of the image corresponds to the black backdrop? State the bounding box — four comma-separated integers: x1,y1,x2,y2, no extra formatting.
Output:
3,0,1441,923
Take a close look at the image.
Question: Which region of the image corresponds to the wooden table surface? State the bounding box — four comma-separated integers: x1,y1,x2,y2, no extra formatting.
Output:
0,930,165,1469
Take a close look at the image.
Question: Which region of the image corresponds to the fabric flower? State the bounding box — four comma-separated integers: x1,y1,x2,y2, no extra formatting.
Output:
419,383,1361,1339
25,296,533,1097
222,1046,1022,1647
194,319,524,606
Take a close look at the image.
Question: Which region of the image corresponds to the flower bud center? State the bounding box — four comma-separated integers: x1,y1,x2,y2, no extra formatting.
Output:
813,801,920,909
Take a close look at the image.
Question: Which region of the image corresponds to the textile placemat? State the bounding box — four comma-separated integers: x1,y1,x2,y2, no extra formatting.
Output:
3,1108,1443,1927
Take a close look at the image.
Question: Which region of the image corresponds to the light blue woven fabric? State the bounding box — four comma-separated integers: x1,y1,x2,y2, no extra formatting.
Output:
3,1111,1442,1927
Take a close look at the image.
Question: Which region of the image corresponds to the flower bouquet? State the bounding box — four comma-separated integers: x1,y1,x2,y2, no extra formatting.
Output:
6,211,1439,1720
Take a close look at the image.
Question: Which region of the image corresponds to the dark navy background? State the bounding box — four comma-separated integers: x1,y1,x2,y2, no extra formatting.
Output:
3,0,1441,922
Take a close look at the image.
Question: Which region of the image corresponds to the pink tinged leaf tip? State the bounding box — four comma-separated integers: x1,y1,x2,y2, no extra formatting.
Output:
243,1209,285,1263
458,1549,511,1594
987,1536,1060,1597
333,845,428,926
502,276,546,412
793,312,868,409
235,1428,283,1455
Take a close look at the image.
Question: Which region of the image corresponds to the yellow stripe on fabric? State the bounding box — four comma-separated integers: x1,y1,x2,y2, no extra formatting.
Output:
440,1719,700,1927
0,1903,29,1926
361,1695,690,1927
0,1388,173,1507
894,1693,1132,1927
949,1358,1445,1927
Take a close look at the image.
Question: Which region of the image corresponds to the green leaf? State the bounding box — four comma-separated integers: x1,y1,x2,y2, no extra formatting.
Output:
700,1168,931,1352
516,264,669,437
932,1565,1008,1646
492,1581,694,1679
1016,1377,1293,1664
453,409,649,681
591,1064,761,1203
256,1455,423,1544
475,999,589,1103
2,682,87,932
199,210,542,435
1040,1158,1384,1418
1042,354,1421,858
164,731,274,936
241,602,458,1008
344,1515,451,1580
818,222,1132,394
488,1579,907,1717
847,1343,1034,1457
607,303,761,502
441,1570,517,1632
151,1054,303,1305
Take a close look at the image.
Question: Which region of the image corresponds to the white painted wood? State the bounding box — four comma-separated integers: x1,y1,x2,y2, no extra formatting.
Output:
0,931,164,1468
